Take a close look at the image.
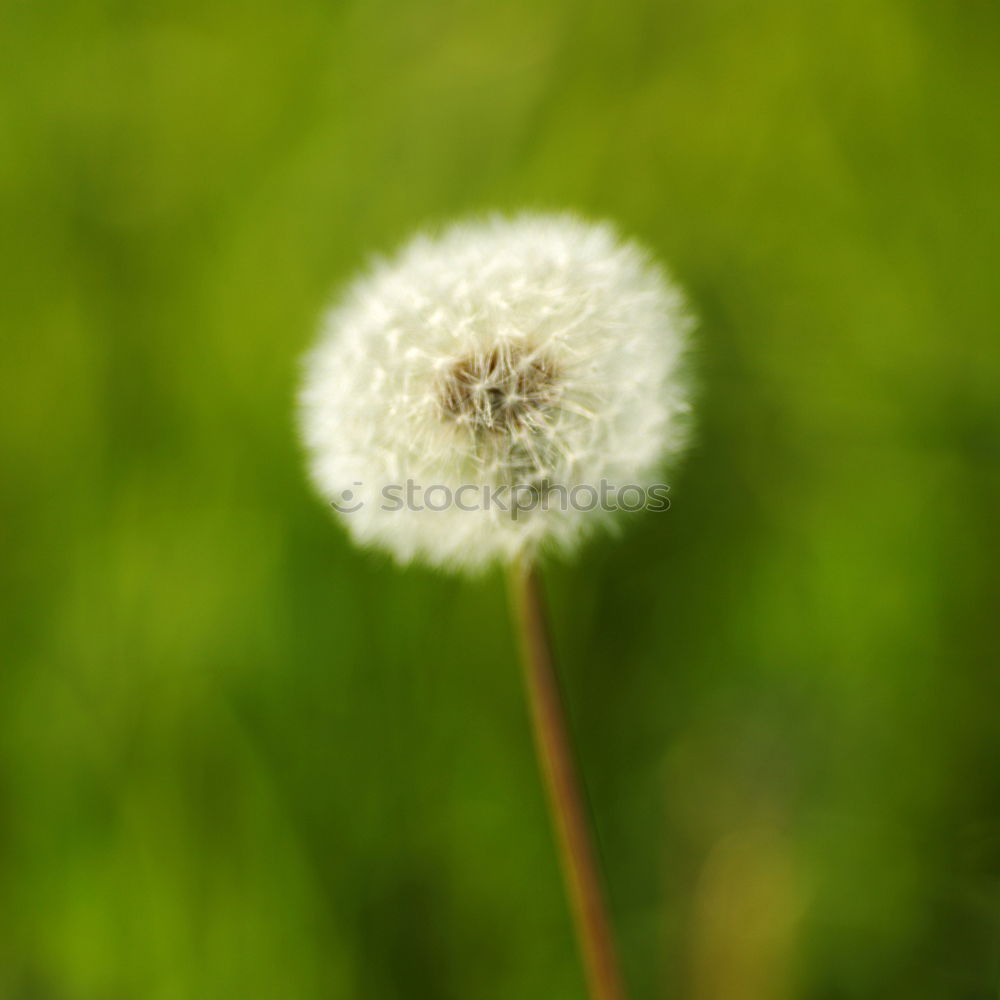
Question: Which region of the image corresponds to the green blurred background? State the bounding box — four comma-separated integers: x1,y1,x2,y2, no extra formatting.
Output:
2,0,999,997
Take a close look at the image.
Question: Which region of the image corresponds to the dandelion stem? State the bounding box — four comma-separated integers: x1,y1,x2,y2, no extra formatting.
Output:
508,558,629,1000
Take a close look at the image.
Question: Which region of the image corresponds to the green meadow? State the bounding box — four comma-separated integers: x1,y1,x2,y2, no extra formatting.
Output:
2,1,998,996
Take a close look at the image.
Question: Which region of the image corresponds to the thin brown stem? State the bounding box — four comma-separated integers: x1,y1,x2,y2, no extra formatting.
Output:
507,558,629,1000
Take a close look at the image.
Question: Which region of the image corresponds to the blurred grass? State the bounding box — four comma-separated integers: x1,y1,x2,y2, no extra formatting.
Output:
2,0,999,997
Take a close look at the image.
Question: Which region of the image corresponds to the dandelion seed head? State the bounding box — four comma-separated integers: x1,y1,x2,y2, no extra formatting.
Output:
298,213,694,571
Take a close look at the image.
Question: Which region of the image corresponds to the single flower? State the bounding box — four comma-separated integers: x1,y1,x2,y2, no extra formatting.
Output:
299,212,693,570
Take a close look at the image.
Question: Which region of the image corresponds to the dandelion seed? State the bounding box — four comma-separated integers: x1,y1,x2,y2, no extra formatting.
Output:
298,212,693,570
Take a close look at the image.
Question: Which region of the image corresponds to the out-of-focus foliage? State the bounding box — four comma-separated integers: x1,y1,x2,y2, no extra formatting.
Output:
1,1,998,997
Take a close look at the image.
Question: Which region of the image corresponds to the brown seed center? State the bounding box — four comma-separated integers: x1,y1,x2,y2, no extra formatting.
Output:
440,346,557,433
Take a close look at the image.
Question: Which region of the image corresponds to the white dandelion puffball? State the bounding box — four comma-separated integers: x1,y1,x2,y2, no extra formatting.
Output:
299,213,693,571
